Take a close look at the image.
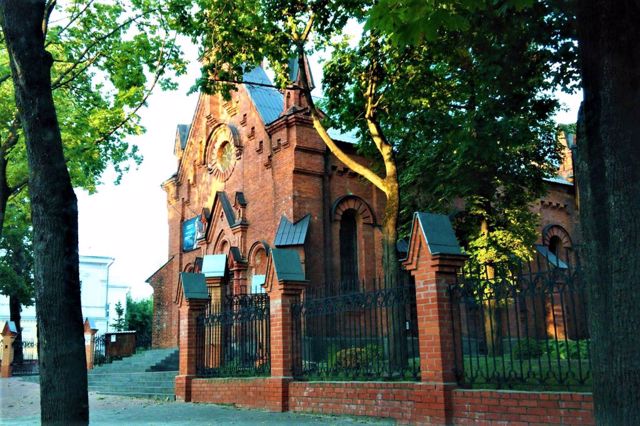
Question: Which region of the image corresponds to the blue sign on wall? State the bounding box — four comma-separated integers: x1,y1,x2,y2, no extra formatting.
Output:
182,217,199,251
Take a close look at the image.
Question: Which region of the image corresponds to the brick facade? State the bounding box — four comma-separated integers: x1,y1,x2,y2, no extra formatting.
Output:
148,67,385,348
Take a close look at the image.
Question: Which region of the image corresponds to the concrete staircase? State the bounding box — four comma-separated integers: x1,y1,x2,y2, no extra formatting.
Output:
88,348,178,400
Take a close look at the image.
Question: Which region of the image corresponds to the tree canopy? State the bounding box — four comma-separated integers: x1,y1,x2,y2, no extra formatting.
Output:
324,0,578,262
0,0,187,231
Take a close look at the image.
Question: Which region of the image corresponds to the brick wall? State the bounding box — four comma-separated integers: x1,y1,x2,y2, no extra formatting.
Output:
451,389,594,425
184,378,594,425
190,378,288,411
147,257,178,348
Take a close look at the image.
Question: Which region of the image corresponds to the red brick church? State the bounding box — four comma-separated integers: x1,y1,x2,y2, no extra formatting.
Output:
147,65,387,348
147,64,580,349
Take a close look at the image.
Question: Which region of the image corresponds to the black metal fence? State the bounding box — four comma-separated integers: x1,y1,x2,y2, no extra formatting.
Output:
93,334,109,366
449,250,591,391
11,340,39,376
196,294,270,377
291,276,420,381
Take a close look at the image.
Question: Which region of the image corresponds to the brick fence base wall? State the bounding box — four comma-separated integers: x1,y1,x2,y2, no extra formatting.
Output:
190,377,290,411
451,389,594,425
184,378,594,425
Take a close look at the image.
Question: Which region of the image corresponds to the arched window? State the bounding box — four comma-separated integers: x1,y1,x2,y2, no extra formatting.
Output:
548,235,563,257
542,224,572,262
340,209,359,291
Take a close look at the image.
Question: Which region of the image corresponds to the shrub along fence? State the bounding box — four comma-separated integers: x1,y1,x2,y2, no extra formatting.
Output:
196,293,270,378
450,250,591,391
291,276,419,381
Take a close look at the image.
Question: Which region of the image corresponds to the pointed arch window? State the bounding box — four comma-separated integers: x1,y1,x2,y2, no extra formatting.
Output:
340,209,359,292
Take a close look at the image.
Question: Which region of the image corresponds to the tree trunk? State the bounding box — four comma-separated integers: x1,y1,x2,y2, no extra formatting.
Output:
0,150,9,234
382,184,400,288
9,295,23,364
576,2,640,424
0,1,89,424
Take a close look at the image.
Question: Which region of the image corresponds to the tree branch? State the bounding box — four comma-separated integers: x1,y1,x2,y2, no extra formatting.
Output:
50,10,151,88
8,179,27,198
42,0,57,38
88,36,177,148
293,41,388,192
45,0,96,47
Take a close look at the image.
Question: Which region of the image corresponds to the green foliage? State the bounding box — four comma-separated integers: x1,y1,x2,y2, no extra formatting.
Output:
125,295,153,344
548,339,590,360
334,344,382,369
2,0,186,192
323,2,577,262
513,338,544,360
166,0,372,94
0,198,33,303
112,301,127,331
0,0,187,259
511,338,590,360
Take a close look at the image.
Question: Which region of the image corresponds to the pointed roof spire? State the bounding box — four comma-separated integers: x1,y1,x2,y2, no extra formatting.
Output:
288,55,315,91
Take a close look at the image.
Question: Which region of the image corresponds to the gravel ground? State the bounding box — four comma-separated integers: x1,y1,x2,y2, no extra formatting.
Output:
0,378,394,425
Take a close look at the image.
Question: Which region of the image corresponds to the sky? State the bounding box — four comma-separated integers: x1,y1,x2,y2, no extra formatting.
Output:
76,40,582,301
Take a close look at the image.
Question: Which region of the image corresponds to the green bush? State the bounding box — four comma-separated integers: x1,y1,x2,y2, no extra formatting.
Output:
548,339,590,360
513,338,544,359
334,344,383,369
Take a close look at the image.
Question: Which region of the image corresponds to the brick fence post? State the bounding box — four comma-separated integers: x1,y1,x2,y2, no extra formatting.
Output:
175,273,209,402
1,321,17,378
83,318,98,370
402,213,467,425
264,248,307,411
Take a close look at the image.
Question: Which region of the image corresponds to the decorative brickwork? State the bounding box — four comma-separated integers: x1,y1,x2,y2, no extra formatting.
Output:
150,68,385,348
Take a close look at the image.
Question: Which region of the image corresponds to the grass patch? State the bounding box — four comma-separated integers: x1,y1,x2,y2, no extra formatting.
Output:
460,354,592,392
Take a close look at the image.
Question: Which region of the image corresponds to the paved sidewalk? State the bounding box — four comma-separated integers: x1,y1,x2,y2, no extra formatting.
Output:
0,378,393,425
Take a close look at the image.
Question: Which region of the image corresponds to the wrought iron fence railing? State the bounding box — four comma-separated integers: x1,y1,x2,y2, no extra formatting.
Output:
93,334,109,366
291,277,420,381
196,293,270,378
450,250,591,391
11,340,39,376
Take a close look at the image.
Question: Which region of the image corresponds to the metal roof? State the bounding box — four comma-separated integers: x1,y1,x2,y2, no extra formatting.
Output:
327,127,359,144
271,248,306,281
202,254,227,278
287,56,315,90
415,212,463,255
243,67,284,125
535,245,568,269
176,124,190,150
235,191,247,207
216,191,236,225
543,176,573,186
179,272,209,300
2,321,17,335
396,239,409,254
274,214,310,247
242,67,356,145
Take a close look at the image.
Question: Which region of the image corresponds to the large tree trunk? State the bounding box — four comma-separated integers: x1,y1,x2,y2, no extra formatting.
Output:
576,2,640,424
0,1,89,424
9,295,23,364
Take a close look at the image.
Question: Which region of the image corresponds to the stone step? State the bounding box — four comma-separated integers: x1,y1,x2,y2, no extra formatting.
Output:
87,348,178,400
89,384,175,393
91,390,175,400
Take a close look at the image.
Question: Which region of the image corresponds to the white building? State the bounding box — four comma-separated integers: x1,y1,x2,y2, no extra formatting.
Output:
0,255,130,342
